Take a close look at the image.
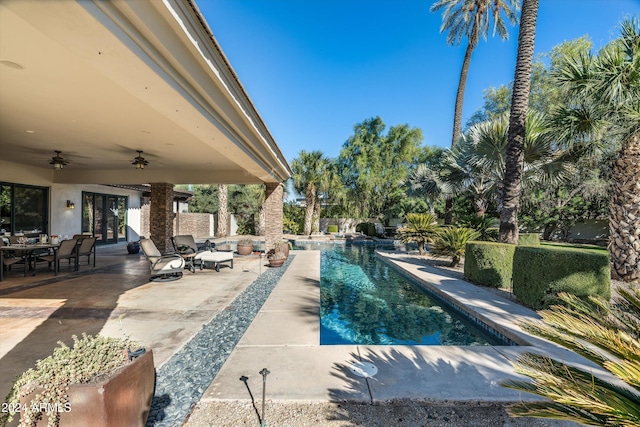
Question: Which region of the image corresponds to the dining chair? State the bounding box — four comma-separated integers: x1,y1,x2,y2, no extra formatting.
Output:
36,238,80,273
76,237,97,269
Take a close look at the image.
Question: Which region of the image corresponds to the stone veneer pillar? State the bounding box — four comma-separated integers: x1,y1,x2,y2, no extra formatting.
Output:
150,183,174,254
264,182,283,251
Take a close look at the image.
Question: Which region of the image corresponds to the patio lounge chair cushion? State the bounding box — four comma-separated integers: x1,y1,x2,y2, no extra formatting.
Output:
140,238,184,280
198,251,234,272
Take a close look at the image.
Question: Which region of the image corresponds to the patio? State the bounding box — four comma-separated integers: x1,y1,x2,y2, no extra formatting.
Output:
0,242,264,406
1,243,598,426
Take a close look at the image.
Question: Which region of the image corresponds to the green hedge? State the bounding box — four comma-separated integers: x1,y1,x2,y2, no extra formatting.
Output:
517,233,540,245
327,225,339,233
464,242,516,288
355,222,377,237
512,246,610,310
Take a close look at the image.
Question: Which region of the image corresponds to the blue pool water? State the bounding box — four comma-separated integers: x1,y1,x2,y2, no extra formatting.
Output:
316,245,506,346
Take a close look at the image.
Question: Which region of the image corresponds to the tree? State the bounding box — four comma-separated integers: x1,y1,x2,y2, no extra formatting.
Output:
291,150,331,235
397,213,439,255
551,19,640,282
431,0,519,224
187,184,217,213
337,117,422,219
499,0,539,244
502,290,640,425
430,0,519,149
217,184,228,237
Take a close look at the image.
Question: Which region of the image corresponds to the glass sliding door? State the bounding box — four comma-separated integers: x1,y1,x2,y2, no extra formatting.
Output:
82,192,128,244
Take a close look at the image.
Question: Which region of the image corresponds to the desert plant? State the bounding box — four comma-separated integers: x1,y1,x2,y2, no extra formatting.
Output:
397,213,439,255
502,288,640,426
237,239,253,246
1,333,139,427
431,227,480,267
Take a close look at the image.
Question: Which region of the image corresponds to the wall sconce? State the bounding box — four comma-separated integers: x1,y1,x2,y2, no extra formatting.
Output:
66,200,75,209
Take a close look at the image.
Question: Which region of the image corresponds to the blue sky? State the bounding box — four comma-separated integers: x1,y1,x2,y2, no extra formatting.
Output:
198,0,640,162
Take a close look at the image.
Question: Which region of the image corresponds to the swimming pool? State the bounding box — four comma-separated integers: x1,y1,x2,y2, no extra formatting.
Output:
317,244,507,346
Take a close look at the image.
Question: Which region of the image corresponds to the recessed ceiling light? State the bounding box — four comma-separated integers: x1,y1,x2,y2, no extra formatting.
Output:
0,60,25,70
25,130,35,134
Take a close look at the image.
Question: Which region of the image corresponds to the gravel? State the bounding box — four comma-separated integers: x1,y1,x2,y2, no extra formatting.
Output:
184,400,578,427
144,255,295,427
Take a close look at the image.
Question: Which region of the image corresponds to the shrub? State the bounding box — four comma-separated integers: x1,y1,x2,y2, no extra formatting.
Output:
464,241,517,288
512,245,610,310
457,215,498,241
431,227,480,267
327,224,339,233
355,222,377,237
397,213,439,255
517,233,540,246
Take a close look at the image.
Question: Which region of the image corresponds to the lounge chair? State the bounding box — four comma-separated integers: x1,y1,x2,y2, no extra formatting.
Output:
140,238,184,281
171,235,212,273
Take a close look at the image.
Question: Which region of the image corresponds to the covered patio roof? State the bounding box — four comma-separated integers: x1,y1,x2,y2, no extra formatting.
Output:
0,0,291,185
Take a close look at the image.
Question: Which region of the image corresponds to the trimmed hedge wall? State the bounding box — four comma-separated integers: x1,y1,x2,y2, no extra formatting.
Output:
517,233,540,245
512,246,610,310
464,242,516,288
355,222,377,237
327,225,339,233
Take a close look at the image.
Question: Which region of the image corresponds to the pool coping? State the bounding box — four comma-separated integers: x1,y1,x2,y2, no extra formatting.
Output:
197,249,609,405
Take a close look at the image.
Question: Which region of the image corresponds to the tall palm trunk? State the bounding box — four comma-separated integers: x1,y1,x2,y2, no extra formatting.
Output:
303,184,315,235
610,133,640,282
445,30,479,225
256,203,266,236
217,184,228,237
312,197,321,233
499,0,539,244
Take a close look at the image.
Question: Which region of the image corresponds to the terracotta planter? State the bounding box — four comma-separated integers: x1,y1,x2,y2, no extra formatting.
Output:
20,350,155,427
237,243,253,255
268,258,285,267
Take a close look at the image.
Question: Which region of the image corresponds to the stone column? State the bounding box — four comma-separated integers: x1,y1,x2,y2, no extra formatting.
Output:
150,183,174,254
264,182,283,251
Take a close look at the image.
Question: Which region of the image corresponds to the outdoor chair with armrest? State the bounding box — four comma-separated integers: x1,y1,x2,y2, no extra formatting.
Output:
1,239,28,276
76,236,97,270
140,238,185,281
171,235,213,273
36,238,80,274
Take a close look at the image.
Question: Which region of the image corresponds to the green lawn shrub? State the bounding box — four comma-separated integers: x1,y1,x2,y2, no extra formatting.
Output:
355,222,377,237
464,241,517,289
512,246,610,310
327,225,339,233
517,233,540,245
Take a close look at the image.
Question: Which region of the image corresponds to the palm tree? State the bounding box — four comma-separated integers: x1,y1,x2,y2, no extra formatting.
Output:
431,227,480,267
551,19,640,282
502,289,640,425
217,184,228,237
291,150,331,235
499,0,539,244
431,0,519,224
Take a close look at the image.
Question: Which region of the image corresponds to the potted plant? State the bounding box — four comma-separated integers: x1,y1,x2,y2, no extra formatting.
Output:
236,239,254,255
273,240,291,258
267,249,287,267
126,240,140,254
1,333,154,427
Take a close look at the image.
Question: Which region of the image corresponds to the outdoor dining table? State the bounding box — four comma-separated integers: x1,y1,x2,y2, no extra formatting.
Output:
0,242,60,282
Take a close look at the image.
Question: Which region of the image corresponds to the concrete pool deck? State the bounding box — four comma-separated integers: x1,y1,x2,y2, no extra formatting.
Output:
196,249,605,407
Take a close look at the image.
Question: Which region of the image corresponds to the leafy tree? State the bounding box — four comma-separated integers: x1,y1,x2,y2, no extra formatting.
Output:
187,184,217,213
283,201,305,235
551,18,640,282
397,213,439,255
502,289,640,426
499,0,539,244
337,117,422,219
